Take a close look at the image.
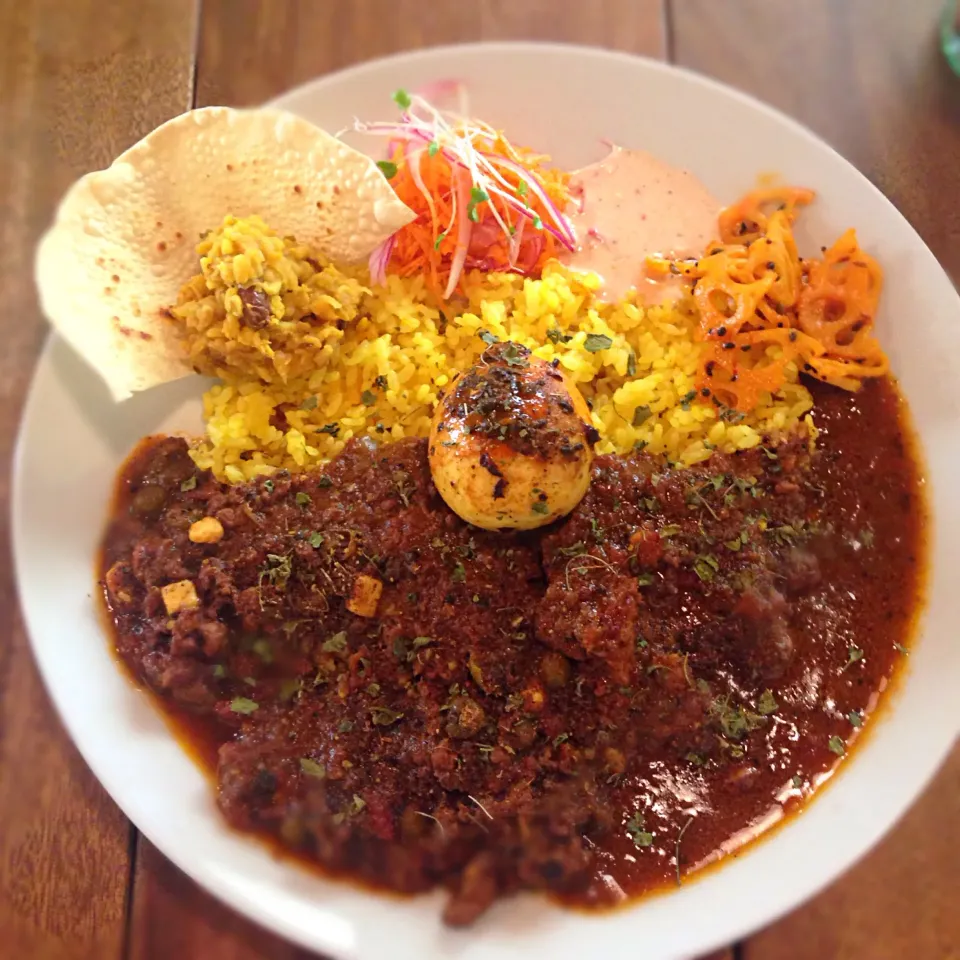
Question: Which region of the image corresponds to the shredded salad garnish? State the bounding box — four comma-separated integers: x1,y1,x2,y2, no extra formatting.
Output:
356,85,576,298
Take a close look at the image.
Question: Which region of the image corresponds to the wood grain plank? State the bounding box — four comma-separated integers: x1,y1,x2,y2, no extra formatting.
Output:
195,0,664,107
670,1,959,956
747,745,960,960
128,840,316,960
125,4,682,958
0,1,197,957
671,0,960,280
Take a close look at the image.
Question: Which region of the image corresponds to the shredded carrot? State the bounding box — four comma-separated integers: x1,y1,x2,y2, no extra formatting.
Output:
672,187,888,411
382,126,573,299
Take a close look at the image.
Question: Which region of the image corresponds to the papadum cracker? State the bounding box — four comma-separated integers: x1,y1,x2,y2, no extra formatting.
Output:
34,106,415,401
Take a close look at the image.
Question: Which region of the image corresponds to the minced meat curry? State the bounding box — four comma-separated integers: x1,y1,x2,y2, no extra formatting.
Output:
99,378,925,926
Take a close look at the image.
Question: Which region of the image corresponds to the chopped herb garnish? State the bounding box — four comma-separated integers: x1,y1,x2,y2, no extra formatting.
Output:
467,186,489,222
500,342,526,366
322,631,348,654
252,638,273,664
556,541,588,558
711,696,766,740
376,160,398,179
392,469,415,507
625,811,654,848
842,645,865,671
295,492,312,507
659,524,682,538
451,562,466,583
637,637,649,649
370,706,404,726
633,405,652,427
637,572,655,587
428,139,440,156
180,476,197,492
308,532,324,548
583,333,613,353
229,697,258,715
411,636,434,651
828,735,846,756
627,350,637,377
258,552,292,598
337,719,354,733
392,88,412,108
319,423,340,437
212,664,226,679
756,689,779,715
318,475,333,488
434,231,446,251
300,758,326,779
693,554,720,582
847,710,863,728
361,390,376,406
546,327,572,344
791,774,804,789
478,329,499,345
531,501,550,515
552,732,571,747
717,404,746,424
263,479,275,494
300,395,318,411
517,180,528,198
347,794,366,816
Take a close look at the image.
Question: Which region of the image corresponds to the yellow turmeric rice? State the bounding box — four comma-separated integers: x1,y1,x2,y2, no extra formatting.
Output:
170,216,814,483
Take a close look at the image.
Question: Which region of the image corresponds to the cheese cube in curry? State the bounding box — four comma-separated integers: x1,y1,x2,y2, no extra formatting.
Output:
188,516,224,543
346,574,383,618
161,579,199,614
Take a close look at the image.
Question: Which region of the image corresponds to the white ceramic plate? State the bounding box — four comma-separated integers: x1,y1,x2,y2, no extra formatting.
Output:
14,43,960,960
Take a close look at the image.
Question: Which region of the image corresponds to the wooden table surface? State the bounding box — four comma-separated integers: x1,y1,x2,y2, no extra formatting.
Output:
2,1,958,957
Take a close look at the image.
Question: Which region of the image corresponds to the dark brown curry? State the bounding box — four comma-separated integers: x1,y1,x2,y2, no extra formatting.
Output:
99,377,925,925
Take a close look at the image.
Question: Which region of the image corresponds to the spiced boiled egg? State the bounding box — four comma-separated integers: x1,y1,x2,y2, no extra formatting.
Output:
429,341,598,530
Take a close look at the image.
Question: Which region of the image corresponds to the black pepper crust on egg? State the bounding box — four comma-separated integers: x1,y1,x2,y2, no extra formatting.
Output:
433,342,595,461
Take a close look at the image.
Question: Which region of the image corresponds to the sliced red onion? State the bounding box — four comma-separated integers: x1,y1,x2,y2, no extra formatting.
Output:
477,152,577,248
444,171,473,299
507,216,525,268
406,142,435,218
368,234,395,287
496,193,573,250
389,128,575,252
414,79,465,110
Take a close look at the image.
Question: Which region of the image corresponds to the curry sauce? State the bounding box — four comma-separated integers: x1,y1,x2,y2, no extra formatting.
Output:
99,377,926,923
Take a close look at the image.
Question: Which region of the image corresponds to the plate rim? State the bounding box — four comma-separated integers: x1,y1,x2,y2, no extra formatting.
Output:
13,39,960,960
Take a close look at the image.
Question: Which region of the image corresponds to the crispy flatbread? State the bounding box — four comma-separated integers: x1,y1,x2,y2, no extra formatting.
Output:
34,106,414,401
